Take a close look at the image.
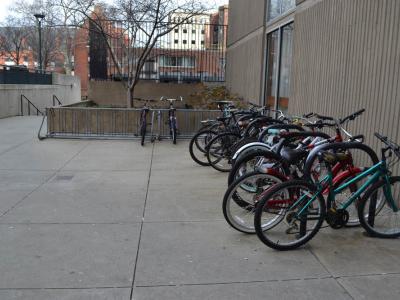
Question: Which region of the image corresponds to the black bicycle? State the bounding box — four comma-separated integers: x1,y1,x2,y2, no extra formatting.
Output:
161,96,183,144
137,98,156,146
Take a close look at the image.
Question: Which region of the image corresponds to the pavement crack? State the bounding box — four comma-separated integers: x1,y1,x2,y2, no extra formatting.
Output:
130,142,155,300
308,248,355,300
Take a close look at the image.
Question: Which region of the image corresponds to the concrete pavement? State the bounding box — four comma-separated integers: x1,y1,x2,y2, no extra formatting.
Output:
0,116,399,300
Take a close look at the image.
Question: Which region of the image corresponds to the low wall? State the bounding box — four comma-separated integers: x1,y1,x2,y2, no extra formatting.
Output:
88,81,222,108
0,74,81,118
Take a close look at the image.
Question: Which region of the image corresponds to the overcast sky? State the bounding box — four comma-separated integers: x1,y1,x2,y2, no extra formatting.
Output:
0,0,229,22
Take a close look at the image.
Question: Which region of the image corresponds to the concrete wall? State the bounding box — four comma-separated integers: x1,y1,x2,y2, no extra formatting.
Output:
289,0,400,149
226,0,266,103
0,74,81,118
227,0,266,45
88,81,213,108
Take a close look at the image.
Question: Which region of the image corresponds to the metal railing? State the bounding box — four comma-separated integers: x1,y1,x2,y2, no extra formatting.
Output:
52,95,62,106
44,106,220,139
89,20,227,83
20,95,43,116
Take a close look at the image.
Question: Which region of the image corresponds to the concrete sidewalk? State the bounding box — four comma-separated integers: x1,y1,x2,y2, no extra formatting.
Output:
0,116,399,300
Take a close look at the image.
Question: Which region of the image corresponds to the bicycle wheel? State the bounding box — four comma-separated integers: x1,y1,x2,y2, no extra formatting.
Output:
189,130,217,166
169,118,176,144
223,171,284,233
228,149,287,186
254,180,326,251
358,176,400,238
140,122,146,146
206,132,241,172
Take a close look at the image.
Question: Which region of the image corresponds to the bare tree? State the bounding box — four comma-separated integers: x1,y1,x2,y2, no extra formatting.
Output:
14,0,76,73
59,0,209,107
0,17,29,65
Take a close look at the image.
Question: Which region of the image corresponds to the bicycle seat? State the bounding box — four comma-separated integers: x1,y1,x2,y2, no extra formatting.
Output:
280,147,308,164
318,151,351,165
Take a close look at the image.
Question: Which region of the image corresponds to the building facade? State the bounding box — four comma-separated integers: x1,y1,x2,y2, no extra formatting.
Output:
226,0,400,147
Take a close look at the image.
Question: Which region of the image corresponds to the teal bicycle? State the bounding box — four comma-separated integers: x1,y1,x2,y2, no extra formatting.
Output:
254,133,400,250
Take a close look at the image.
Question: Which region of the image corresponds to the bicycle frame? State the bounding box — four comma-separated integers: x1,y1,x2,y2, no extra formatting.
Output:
294,160,398,218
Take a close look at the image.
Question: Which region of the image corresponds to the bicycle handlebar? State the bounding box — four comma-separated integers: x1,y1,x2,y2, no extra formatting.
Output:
303,112,314,118
160,96,183,102
314,113,334,121
340,108,365,124
375,132,400,157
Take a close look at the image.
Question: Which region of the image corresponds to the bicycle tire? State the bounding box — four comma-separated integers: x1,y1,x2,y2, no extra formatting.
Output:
140,122,146,146
254,179,326,251
206,132,241,172
189,130,217,166
222,171,284,233
358,176,400,238
228,149,288,186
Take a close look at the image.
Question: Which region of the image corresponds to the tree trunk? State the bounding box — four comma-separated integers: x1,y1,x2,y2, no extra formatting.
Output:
127,88,132,108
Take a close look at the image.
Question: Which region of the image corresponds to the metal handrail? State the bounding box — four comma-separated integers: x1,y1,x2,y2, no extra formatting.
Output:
20,95,44,116
52,95,62,106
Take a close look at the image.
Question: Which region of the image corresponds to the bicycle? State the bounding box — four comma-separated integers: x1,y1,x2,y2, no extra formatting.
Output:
161,96,183,144
254,133,400,251
136,98,156,146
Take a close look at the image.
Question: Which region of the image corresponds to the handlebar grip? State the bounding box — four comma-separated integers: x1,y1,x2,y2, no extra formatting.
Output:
340,108,365,124
303,112,314,118
374,132,387,141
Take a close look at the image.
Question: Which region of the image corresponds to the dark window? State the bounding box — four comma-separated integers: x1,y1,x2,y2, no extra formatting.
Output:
174,29,179,33
191,40,196,44
183,29,187,33
192,29,196,34
264,22,294,113
201,29,205,34
174,40,179,44
201,40,204,45
183,40,187,44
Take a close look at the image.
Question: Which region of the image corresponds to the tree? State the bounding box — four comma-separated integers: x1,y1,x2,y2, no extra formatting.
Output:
14,0,76,73
59,0,209,107
0,17,29,65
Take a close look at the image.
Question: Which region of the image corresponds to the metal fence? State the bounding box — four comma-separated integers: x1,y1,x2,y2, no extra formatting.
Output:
45,107,220,139
89,20,227,83
0,65,52,84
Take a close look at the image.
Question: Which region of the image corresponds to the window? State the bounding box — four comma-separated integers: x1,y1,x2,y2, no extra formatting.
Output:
183,40,187,44
174,39,178,44
191,40,196,44
192,29,196,34
183,29,187,33
160,56,195,68
201,40,204,45
174,29,179,33
201,29,205,34
267,0,295,22
264,22,294,113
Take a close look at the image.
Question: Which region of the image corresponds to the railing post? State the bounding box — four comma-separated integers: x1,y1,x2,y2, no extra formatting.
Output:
20,95,23,116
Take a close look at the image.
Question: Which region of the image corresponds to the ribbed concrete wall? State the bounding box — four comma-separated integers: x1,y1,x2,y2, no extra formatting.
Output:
290,0,400,150
227,0,266,45
226,0,266,103
226,29,265,103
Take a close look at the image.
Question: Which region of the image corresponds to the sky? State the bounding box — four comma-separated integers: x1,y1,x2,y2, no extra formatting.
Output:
0,0,229,22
